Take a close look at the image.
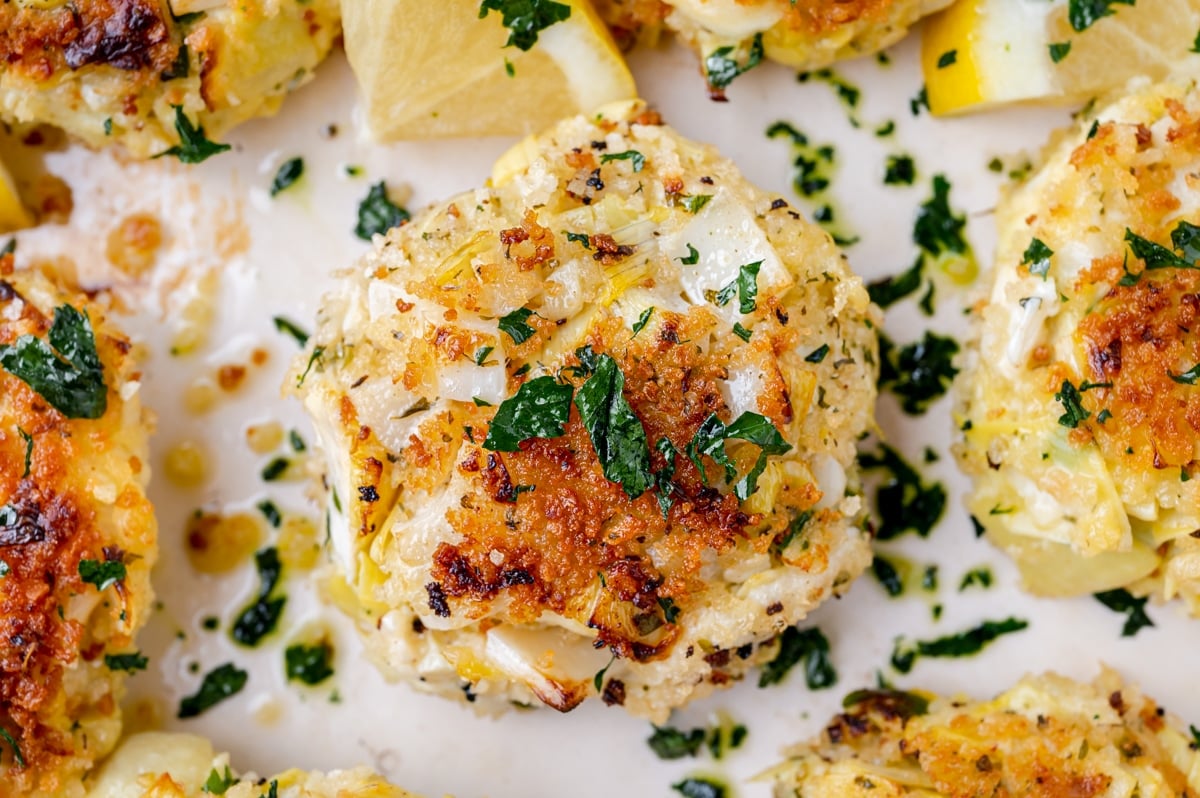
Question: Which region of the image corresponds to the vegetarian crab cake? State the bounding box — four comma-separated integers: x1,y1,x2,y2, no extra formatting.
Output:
0,257,156,796
0,0,340,157
770,669,1200,797
957,76,1200,613
595,0,953,87
86,732,418,798
292,100,877,721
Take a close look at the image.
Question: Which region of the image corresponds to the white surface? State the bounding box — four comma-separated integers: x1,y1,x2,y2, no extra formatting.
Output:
12,30,1200,798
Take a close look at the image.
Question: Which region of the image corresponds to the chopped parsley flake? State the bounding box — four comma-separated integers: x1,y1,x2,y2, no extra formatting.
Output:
914,175,969,259
860,444,947,540
867,257,924,308
759,626,836,689
891,617,1029,673
673,778,726,798
1049,41,1072,62
203,766,238,794
1068,0,1135,32
483,375,574,452
936,49,957,68
1054,379,1090,428
79,558,126,591
178,662,248,718
18,427,31,479
600,150,646,172
678,243,700,265
231,547,286,647
354,181,410,241
686,411,792,501
883,154,916,186
805,344,830,363
631,307,654,336
155,105,230,164
872,555,904,597
0,304,108,419
1094,588,1155,637
498,307,537,344
473,346,494,366
269,157,304,197
0,727,23,767
479,0,571,51
704,33,764,91
105,651,149,672
1022,237,1054,279
575,353,654,499
958,567,993,591
878,331,960,415
647,725,705,759
285,640,335,685
681,194,713,214
1170,364,1200,385
272,316,310,347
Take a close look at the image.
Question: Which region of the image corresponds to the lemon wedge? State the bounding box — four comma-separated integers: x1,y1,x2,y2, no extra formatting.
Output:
922,0,1200,115
342,0,637,140
0,157,32,234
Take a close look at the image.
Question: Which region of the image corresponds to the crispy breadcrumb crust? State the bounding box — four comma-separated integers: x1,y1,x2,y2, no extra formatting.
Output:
292,101,877,721
594,0,953,73
0,257,156,797
85,732,419,798
957,76,1200,613
0,0,339,157
770,670,1200,798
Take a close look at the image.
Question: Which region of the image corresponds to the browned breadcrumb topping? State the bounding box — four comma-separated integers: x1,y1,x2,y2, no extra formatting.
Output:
781,0,899,33
426,304,816,662
1046,102,1200,470
0,0,175,81
0,257,134,785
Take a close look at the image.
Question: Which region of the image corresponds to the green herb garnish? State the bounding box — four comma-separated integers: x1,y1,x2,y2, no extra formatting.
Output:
681,194,713,214
759,626,836,689
878,331,960,415
575,353,654,499
647,725,705,759
0,727,23,767
178,663,248,718
600,150,646,173
1049,41,1072,62
479,0,571,51
883,154,916,186
104,651,148,672
1094,588,1154,637
673,778,726,798
354,181,409,241
483,375,573,452
1068,0,1134,32
155,106,230,164
631,307,654,336
272,316,309,346
1022,237,1054,279
498,307,537,344
705,33,764,91
203,766,238,794
872,556,903,597
231,548,285,647
891,617,1028,673
687,411,792,500
0,304,107,419
285,640,335,685
79,558,126,591
1055,379,1090,428
859,444,946,540
936,50,957,68
269,158,304,197
678,243,700,265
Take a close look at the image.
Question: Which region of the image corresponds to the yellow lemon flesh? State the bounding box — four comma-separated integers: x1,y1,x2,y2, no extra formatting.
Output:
342,0,637,140
0,157,32,234
922,0,1200,116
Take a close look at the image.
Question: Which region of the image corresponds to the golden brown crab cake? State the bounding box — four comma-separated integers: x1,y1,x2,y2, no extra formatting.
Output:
0,256,156,797
86,732,418,798
0,0,339,158
291,100,877,722
594,0,953,86
769,669,1200,798
957,75,1200,613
